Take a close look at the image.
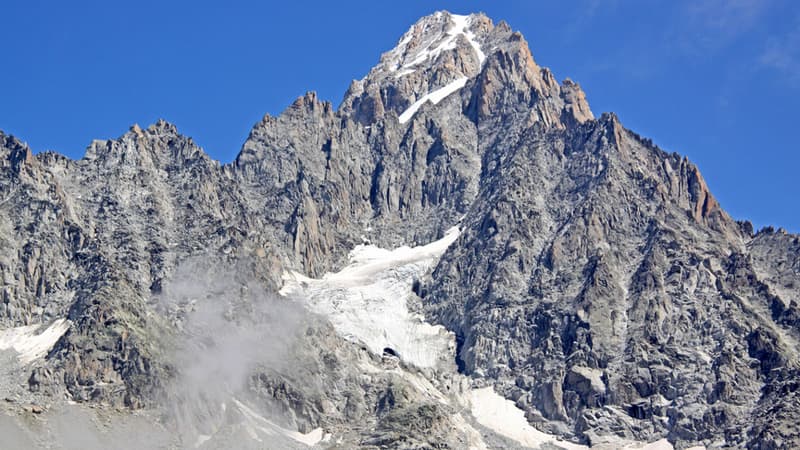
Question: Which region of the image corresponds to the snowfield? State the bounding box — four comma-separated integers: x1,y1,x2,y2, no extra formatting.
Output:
281,226,460,369
0,318,71,365
471,386,588,450
470,387,703,450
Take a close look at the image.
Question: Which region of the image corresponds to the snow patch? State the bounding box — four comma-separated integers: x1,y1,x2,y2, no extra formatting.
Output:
470,387,588,450
281,226,460,369
451,14,486,65
571,366,606,394
394,67,416,78
232,398,324,447
470,387,695,450
398,77,468,123
0,318,71,365
618,439,701,450
193,434,211,448
630,440,675,450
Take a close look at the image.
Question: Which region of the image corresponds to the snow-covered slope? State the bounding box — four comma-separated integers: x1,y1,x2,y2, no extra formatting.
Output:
469,387,706,450
281,226,460,369
471,386,588,450
0,319,71,365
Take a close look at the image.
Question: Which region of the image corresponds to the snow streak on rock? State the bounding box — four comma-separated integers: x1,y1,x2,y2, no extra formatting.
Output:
388,12,486,77
398,77,468,123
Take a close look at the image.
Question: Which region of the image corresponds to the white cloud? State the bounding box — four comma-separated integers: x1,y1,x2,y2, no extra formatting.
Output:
673,0,770,55
760,22,800,84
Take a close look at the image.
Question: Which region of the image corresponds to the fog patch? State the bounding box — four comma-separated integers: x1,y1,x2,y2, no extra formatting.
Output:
0,406,172,449
0,412,37,448
157,258,312,446
0,257,318,448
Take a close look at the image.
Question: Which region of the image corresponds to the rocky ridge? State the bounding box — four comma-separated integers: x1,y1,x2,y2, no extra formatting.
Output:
0,10,798,449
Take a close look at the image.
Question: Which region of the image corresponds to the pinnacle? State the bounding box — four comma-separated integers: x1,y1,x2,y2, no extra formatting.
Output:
147,119,179,134
125,119,180,139
0,132,32,165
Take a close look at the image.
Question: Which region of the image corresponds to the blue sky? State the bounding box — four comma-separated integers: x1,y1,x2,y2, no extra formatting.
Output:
2,0,798,231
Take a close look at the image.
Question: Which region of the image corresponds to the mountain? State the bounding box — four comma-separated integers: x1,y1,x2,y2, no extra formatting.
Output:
1,10,799,449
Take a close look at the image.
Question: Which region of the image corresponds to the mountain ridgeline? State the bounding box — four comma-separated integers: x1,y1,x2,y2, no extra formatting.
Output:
1,11,799,449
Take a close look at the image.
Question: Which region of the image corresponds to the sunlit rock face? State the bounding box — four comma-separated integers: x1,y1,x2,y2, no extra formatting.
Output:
1,9,799,450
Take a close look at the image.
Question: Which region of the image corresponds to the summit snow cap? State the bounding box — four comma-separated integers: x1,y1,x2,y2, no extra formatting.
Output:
384,12,488,78
339,10,593,128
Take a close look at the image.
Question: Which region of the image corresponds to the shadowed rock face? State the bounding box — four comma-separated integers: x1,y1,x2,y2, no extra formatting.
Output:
1,10,798,449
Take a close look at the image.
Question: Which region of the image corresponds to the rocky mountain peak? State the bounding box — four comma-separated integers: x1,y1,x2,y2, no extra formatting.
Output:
339,10,593,130
146,118,180,135
0,132,38,178
339,11,493,124
1,131,31,162
82,120,210,170
288,91,334,118
2,10,799,450
560,78,594,125
377,11,491,79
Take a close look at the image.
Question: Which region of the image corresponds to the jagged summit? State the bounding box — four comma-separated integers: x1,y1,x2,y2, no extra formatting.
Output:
338,10,593,128
141,118,180,135
338,11,493,124
0,131,29,159
121,119,182,141
0,132,35,176
376,11,490,79
79,119,213,171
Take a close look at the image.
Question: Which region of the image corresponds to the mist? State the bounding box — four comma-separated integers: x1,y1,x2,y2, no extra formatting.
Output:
158,258,310,445
0,257,316,449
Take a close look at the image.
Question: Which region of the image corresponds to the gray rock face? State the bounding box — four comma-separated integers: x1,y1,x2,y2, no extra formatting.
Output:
420,115,795,446
0,9,798,449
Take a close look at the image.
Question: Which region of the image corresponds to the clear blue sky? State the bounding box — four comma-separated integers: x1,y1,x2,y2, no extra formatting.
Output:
2,1,798,232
